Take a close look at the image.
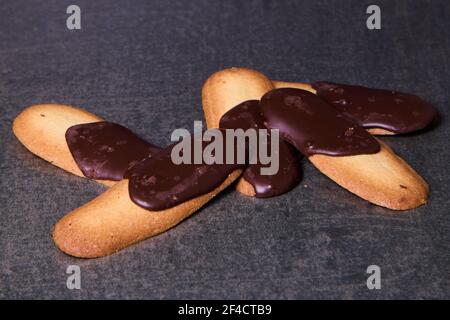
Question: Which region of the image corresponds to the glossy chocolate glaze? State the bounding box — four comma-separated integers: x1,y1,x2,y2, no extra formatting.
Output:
66,121,161,181
219,100,301,197
312,82,437,133
260,88,380,157
125,130,244,211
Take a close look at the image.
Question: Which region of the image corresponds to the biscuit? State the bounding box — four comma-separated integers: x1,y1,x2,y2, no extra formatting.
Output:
53,170,242,258
13,104,116,186
202,67,274,129
272,80,395,135
206,68,428,209
202,67,275,196
14,105,243,257
310,139,428,210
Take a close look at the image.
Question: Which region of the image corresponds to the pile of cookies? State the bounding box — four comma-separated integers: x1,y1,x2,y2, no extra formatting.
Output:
13,68,437,258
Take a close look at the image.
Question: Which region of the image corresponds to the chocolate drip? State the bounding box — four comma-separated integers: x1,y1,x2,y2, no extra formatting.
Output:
66,121,161,181
260,88,380,157
312,82,437,134
125,130,244,211
219,100,301,197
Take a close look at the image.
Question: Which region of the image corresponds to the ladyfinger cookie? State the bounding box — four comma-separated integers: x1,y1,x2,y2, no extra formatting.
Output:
261,87,429,210
311,140,429,210
12,104,114,185
272,80,437,135
202,67,274,128
54,130,245,258
53,170,242,258
202,67,302,198
272,81,394,135
13,104,160,186
202,68,274,197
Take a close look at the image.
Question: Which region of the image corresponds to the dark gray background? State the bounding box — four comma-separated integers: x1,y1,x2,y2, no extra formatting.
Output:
0,0,449,299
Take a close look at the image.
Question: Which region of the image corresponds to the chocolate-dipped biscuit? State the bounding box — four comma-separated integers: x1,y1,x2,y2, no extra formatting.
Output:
125,130,245,211
219,100,301,197
66,121,161,181
13,104,120,186
259,86,428,210
312,82,437,134
260,88,380,157
53,129,244,257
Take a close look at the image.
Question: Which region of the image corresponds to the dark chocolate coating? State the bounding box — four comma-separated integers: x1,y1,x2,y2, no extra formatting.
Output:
66,121,161,181
219,100,301,198
260,88,380,157
312,82,437,134
125,130,244,211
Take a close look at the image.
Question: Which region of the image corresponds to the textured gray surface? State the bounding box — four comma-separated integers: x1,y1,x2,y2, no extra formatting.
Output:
0,0,449,299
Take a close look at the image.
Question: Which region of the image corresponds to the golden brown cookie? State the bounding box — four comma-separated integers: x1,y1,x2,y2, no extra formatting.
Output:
14,105,243,258
310,140,428,210
272,80,394,135
202,67,274,196
206,68,428,209
202,67,274,128
13,104,116,186
53,170,242,258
